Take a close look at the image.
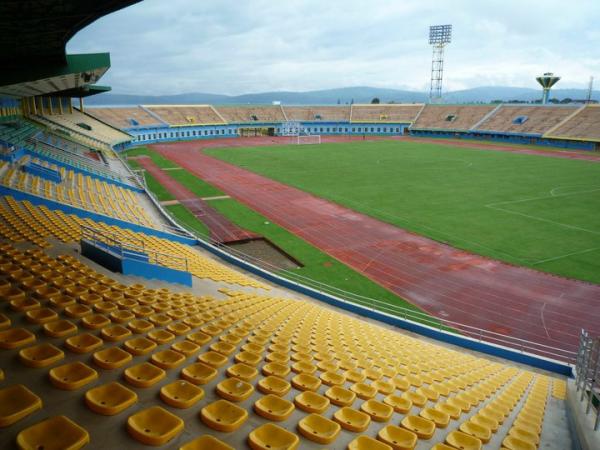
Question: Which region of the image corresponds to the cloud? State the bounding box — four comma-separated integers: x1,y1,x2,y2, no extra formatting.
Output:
67,0,600,95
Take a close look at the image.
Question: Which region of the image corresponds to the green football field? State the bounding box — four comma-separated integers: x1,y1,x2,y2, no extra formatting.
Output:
205,140,600,284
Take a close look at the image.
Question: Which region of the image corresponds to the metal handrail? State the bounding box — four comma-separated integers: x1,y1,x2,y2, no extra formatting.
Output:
81,225,189,273
574,329,600,430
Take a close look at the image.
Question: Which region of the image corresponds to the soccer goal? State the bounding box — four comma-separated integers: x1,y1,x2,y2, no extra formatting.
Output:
297,134,321,145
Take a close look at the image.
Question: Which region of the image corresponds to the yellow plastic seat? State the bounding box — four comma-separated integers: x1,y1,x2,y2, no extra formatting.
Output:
215,377,253,402
254,394,295,421
295,390,330,414
147,329,175,344
181,362,218,385
0,384,42,427
372,379,395,395
234,350,262,366
186,331,211,345
384,394,412,413
298,413,341,444
25,307,58,324
198,350,228,368
378,424,418,450
348,435,392,450
512,417,541,435
64,304,91,319
479,407,504,425
393,376,411,391
43,319,78,338
470,414,499,433
430,444,456,450
420,407,450,428
160,380,204,409
81,313,110,330
65,333,103,354
325,385,356,406
334,406,371,432
19,343,64,368
320,370,346,386
123,336,157,355
402,390,428,407
200,399,248,432
210,341,237,356
445,430,482,450
124,362,166,388
417,386,440,402
248,423,299,450
128,318,153,334
292,361,317,374
167,322,191,335
110,310,136,324
262,362,290,378
226,363,258,381
258,375,291,396
127,406,184,446
10,297,40,312
351,382,378,400
171,340,200,356
361,399,394,422
49,361,98,390
16,415,89,450
180,435,234,450
400,415,436,439
151,349,186,369
447,396,471,413
92,346,132,369
85,381,138,415
459,421,491,443
292,373,321,391
508,426,540,445
0,328,35,349
100,324,132,342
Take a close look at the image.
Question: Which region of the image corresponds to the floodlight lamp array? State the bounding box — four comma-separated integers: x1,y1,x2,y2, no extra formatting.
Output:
429,24,452,45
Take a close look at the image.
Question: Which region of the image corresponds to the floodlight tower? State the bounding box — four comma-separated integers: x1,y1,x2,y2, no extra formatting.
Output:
536,72,560,104
429,24,452,103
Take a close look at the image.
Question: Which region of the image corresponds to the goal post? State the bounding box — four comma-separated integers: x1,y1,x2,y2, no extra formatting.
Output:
280,121,321,144
297,134,321,145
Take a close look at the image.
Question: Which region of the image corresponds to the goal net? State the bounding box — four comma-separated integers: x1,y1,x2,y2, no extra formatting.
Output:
297,134,321,145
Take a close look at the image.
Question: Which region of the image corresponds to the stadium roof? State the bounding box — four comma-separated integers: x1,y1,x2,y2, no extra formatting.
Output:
0,0,141,98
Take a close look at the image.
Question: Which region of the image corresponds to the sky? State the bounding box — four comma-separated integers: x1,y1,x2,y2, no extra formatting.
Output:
67,0,600,96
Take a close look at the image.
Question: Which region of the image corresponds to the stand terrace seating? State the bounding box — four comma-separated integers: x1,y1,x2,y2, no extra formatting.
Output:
545,104,600,141
474,105,580,135
146,106,226,126
86,107,164,129
283,106,351,122
215,106,286,123
411,105,497,131
350,104,423,123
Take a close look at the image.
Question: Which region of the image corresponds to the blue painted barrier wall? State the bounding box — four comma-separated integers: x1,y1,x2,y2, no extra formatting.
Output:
81,240,192,286
22,162,62,183
121,122,410,148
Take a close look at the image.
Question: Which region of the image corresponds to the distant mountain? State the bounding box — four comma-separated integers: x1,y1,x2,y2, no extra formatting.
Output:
85,86,599,106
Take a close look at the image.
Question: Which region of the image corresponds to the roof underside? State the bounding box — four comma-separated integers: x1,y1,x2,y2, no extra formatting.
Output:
0,0,140,98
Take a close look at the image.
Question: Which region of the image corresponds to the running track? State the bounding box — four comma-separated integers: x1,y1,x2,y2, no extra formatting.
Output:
152,137,600,357
134,156,257,243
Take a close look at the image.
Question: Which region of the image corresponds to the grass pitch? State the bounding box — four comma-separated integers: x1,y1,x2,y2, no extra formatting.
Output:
205,140,600,284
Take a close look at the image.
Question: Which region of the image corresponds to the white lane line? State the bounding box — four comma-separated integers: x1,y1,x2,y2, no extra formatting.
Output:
532,247,600,265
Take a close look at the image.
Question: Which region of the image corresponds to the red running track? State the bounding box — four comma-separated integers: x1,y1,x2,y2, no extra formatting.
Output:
152,137,600,356
134,156,257,243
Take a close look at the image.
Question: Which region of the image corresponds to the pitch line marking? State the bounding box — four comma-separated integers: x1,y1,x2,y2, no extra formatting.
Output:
487,204,600,236
531,246,600,265
486,186,600,208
